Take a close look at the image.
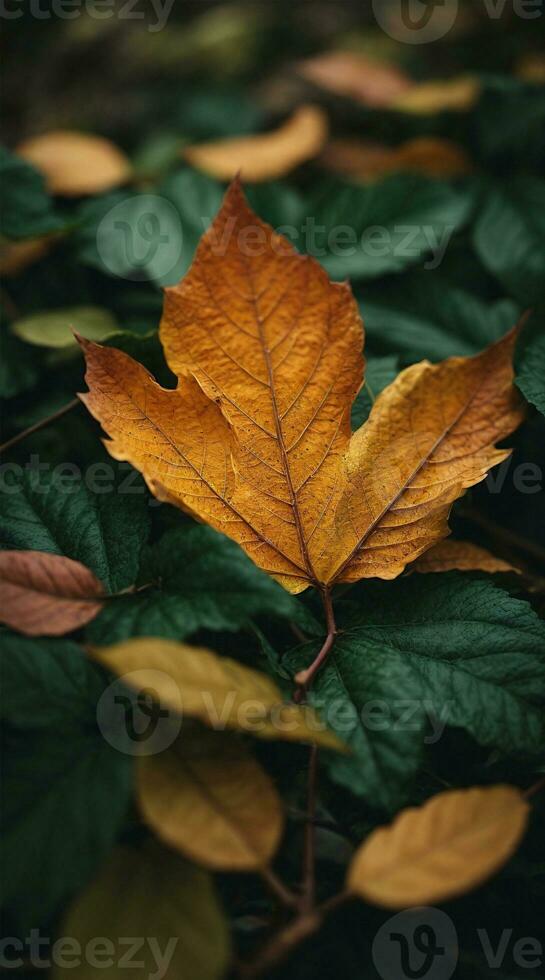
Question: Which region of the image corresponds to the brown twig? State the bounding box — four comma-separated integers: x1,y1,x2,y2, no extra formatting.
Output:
294,586,337,699
524,774,545,800
301,744,318,913
259,866,299,910
0,398,80,454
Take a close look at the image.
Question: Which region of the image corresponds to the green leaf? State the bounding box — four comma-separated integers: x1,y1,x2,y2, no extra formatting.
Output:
285,576,545,807
0,145,64,239
0,465,150,593
516,308,545,416
0,634,132,933
351,356,399,430
11,306,119,349
473,178,545,306
87,525,302,643
308,175,473,281
52,841,231,980
359,273,519,362
286,634,426,811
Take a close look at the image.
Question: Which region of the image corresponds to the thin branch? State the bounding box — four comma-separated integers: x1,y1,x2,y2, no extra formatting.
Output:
238,891,350,978
301,745,318,913
294,586,337,698
524,774,545,800
0,398,80,454
258,866,299,910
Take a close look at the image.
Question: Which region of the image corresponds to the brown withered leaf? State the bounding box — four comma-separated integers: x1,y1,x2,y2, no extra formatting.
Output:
17,130,131,197
138,727,284,871
0,550,104,635
79,180,523,592
183,105,327,182
91,637,344,750
297,51,411,107
320,136,473,183
411,540,521,576
347,785,530,908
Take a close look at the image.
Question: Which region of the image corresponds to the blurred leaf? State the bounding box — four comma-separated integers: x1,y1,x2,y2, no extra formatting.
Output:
515,308,545,416
91,636,345,751
0,145,64,239
52,841,230,980
17,131,131,197
473,178,545,305
360,272,519,361
139,727,284,870
11,306,119,348
0,633,131,934
348,786,529,907
308,175,473,280
184,104,328,182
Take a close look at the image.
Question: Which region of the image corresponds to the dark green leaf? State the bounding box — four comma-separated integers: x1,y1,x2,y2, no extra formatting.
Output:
360,273,519,362
516,308,545,416
473,178,545,306
0,145,65,239
0,465,150,593
87,525,302,643
308,175,473,281
0,634,131,933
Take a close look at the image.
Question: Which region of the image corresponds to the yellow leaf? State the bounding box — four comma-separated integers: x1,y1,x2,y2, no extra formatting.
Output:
321,329,524,584
184,105,328,182
79,181,523,591
320,136,473,182
297,51,411,107
52,840,231,980
411,539,521,575
347,785,530,908
17,130,131,196
392,75,480,114
139,727,283,871
90,637,344,750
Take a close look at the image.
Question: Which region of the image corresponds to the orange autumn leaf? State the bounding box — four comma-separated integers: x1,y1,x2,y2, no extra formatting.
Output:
183,105,328,182
79,180,523,593
297,51,411,108
16,130,131,197
411,539,521,576
320,136,473,182
0,550,104,635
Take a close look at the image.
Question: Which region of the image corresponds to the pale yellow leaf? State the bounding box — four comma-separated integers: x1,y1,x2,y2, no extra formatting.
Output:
392,76,480,114
348,785,530,908
90,637,344,750
184,105,328,182
17,130,131,196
